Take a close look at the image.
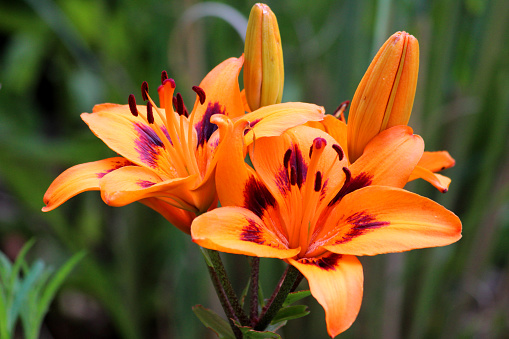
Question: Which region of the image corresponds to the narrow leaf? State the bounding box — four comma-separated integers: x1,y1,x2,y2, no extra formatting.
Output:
237,325,282,339
192,305,235,339
282,290,311,307
271,305,310,324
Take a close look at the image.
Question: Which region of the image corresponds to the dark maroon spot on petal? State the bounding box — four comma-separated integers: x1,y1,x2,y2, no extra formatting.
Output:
298,253,342,271
141,81,149,101
332,144,344,161
133,122,165,168
249,118,261,127
96,160,133,178
192,86,206,104
161,71,168,83
240,218,265,244
290,166,297,186
320,178,328,201
283,149,292,169
328,171,373,206
314,171,322,192
146,101,154,124
195,101,226,148
275,167,290,195
244,176,276,218
137,180,156,188
335,211,389,244
160,126,173,145
128,94,138,117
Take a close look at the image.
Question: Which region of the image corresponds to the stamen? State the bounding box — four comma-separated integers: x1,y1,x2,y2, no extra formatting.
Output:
164,78,176,88
342,167,351,183
309,145,313,158
332,144,344,161
161,70,168,83
141,81,149,101
128,94,138,117
333,100,349,122
314,171,322,192
284,149,292,169
192,86,206,104
176,93,185,116
146,101,154,124
290,166,297,186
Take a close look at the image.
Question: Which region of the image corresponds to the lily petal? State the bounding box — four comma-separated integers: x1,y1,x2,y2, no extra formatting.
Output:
191,206,300,258
140,197,195,234
408,166,451,193
99,165,200,212
288,254,363,338
317,186,461,256
42,157,132,212
82,107,178,178
349,126,424,188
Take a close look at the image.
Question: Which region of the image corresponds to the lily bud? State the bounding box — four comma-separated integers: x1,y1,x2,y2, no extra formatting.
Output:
243,3,284,111
347,31,419,162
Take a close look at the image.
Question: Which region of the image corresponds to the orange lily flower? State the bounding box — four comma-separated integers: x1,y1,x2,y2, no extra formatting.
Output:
191,119,461,337
42,56,325,233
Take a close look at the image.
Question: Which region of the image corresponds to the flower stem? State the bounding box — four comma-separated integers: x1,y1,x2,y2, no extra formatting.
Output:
206,249,250,326
249,257,260,326
254,264,301,331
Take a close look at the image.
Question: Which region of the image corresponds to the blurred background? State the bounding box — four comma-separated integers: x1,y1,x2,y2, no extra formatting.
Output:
1,0,508,338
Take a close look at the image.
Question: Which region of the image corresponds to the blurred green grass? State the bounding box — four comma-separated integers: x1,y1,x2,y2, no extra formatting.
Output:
0,0,508,338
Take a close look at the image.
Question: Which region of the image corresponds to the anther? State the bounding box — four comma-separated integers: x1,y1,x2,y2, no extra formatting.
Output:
161,71,168,83
128,94,138,117
309,145,313,158
192,86,206,105
290,166,297,186
146,101,154,124
332,144,344,161
176,93,185,116
333,100,349,122
284,149,292,169
313,137,326,150
342,167,351,183
141,81,149,101
314,171,322,192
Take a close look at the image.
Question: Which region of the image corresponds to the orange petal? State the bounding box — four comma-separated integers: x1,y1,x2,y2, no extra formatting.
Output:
42,157,132,212
415,151,455,172
288,254,363,337
316,186,461,256
408,166,451,193
350,125,424,188
242,102,325,146
140,198,195,234
191,206,300,258
99,165,200,212
81,107,177,178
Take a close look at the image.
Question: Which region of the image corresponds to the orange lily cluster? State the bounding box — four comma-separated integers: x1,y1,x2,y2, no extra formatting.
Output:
42,3,461,338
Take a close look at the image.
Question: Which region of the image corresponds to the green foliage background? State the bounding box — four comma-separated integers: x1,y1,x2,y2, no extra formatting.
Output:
0,0,508,338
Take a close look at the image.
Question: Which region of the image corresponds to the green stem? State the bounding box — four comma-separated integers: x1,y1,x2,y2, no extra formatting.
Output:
254,265,301,331
206,249,250,326
249,257,260,326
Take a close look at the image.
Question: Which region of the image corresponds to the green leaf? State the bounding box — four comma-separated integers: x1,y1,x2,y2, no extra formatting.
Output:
237,325,282,339
192,305,235,339
282,290,311,307
36,251,85,320
9,239,35,289
271,305,310,324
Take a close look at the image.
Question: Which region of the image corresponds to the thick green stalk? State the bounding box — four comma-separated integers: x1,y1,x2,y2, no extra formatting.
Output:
254,265,301,331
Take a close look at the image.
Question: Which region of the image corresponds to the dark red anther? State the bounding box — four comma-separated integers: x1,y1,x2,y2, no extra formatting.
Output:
342,167,351,183
332,144,344,161
176,93,185,116
333,100,349,122
161,71,168,84
314,171,322,192
146,101,154,124
290,166,297,186
128,94,138,117
192,86,206,105
141,81,149,101
172,96,178,110
309,145,313,158
284,149,292,169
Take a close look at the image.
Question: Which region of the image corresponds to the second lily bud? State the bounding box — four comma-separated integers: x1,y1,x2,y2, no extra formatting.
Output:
243,3,284,111
347,31,419,162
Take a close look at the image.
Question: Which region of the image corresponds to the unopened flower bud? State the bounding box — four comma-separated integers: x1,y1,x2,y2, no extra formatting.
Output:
243,3,284,111
347,31,419,162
